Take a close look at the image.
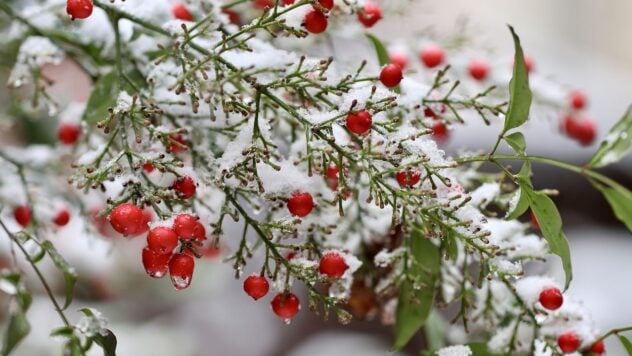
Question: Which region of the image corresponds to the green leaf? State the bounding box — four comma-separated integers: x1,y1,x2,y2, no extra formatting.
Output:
366,33,390,66
506,162,532,220
1,310,30,356
592,180,632,233
619,335,632,355
522,184,573,289
393,230,440,350
41,241,78,310
505,187,530,220
82,71,119,124
588,105,632,168
424,310,445,351
503,26,533,133
92,329,117,356
468,342,502,356
63,338,84,356
504,132,526,155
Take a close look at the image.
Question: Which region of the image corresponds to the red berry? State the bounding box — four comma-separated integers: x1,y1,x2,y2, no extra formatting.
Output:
432,121,449,142
326,165,340,180
192,222,206,241
357,2,382,28
420,45,445,68
142,247,171,278
168,134,187,153
287,192,314,218
173,176,196,199
58,123,81,145
53,209,71,227
319,252,348,278
109,203,147,237
304,10,328,34
380,64,403,88
171,1,193,21
569,90,587,110
524,55,534,73
557,332,581,354
396,170,421,188
468,59,489,81
142,163,155,173
389,53,408,70
173,213,198,239
147,227,179,255
222,9,241,25
346,111,372,135
313,0,333,11
13,206,31,228
589,340,605,354
169,253,195,290
66,0,93,20
243,275,270,300
572,119,597,146
539,287,563,310
424,107,437,119
271,293,300,320
282,0,296,4
531,211,540,229
253,0,274,9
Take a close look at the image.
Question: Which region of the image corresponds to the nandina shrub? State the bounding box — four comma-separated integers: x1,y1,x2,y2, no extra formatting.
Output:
0,0,631,355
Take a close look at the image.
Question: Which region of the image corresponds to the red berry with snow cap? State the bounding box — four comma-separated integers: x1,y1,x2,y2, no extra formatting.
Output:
174,213,198,239
319,252,348,278
380,64,403,88
147,227,179,255
271,293,300,320
243,275,270,300
287,192,314,217
173,176,196,199
109,203,148,237
539,287,563,310
557,332,581,353
169,253,195,290
357,2,382,28
346,111,372,135
142,247,171,278
66,0,93,20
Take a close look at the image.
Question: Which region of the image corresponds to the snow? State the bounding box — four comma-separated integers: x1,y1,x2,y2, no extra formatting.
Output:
436,345,472,356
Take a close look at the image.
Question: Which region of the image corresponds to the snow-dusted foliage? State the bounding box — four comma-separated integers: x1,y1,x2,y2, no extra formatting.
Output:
0,0,628,355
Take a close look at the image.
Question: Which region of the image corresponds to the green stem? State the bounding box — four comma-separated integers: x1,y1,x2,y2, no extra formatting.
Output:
0,219,71,327
456,154,619,188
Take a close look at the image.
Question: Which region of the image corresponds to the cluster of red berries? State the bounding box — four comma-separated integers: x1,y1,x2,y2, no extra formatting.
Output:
561,90,597,146
243,251,349,321
301,1,382,34
538,287,605,354
13,205,71,229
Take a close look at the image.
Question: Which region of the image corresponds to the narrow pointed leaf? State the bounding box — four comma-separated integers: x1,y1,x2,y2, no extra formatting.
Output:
393,230,440,350
592,180,632,233
41,241,78,310
522,184,572,289
503,26,532,133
